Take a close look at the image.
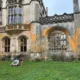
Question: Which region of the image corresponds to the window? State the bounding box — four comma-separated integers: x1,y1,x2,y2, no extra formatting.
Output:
19,36,27,52
3,37,10,52
0,7,2,24
48,31,67,50
8,4,22,24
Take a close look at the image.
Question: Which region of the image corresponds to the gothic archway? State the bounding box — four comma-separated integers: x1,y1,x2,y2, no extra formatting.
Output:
48,30,67,51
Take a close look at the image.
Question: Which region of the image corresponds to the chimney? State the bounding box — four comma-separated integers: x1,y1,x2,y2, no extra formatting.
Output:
73,0,79,13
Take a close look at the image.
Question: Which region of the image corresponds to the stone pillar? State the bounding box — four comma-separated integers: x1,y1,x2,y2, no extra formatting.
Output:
31,23,41,52
10,36,16,54
16,36,19,54
73,0,80,54
73,0,79,13
27,38,31,51
2,0,7,27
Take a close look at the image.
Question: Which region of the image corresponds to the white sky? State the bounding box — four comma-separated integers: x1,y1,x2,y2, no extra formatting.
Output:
43,0,80,16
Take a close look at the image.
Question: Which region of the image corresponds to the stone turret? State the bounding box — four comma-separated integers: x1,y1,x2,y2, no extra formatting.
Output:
73,0,79,13
73,0,80,54
73,0,80,29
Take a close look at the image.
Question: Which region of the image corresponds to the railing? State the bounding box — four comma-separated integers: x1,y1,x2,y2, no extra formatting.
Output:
0,24,31,33
6,24,31,31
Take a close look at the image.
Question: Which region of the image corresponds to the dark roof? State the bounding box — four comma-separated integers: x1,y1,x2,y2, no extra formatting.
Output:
39,13,74,24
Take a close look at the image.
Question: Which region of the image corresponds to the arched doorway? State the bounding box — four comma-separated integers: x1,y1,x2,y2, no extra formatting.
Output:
18,36,27,53
48,30,67,51
3,37,10,52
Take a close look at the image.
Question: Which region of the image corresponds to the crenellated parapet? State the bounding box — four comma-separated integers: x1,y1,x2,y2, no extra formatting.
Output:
39,13,74,25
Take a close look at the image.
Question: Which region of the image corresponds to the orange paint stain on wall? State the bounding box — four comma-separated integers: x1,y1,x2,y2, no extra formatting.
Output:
76,28,80,36
31,34,37,44
42,27,52,36
42,28,47,36
32,43,46,52
68,28,80,53
68,36,77,53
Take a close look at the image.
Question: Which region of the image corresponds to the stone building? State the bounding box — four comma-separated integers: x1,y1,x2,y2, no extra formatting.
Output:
0,0,80,59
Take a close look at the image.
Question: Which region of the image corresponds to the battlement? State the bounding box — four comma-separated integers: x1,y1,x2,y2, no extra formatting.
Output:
40,13,74,24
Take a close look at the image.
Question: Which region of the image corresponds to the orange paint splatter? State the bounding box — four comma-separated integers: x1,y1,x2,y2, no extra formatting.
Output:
42,28,47,36
68,36,77,53
31,34,37,44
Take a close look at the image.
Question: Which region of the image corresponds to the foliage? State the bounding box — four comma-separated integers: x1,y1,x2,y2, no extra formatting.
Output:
77,52,80,60
51,52,75,62
1,55,11,61
33,58,41,62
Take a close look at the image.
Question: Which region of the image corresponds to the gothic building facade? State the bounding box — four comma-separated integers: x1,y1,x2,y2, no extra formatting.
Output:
0,0,80,59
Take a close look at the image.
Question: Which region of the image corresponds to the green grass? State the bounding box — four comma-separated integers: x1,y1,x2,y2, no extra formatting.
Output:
0,61,80,80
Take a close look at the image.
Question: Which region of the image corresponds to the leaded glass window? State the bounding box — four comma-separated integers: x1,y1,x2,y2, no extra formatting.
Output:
48,30,67,51
19,36,27,52
3,37,10,52
8,3,22,24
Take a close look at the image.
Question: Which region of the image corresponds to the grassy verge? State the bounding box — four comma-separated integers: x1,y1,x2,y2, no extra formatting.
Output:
0,61,80,80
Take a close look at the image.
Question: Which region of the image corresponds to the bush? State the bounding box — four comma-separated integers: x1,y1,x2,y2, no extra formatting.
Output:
1,55,11,61
51,53,61,61
77,53,80,60
14,54,30,61
23,54,30,61
51,52,75,62
34,58,41,62
30,57,45,62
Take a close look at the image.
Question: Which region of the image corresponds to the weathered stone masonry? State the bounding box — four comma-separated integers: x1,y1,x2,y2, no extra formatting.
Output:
0,0,80,59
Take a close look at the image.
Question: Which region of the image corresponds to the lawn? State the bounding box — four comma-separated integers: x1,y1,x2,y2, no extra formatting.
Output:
0,61,80,80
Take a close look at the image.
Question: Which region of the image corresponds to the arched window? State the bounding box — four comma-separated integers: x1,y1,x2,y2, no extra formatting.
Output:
48,30,67,51
19,36,27,52
3,37,10,52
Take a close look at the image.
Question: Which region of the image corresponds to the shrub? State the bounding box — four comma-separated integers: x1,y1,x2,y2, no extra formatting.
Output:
51,53,60,61
34,58,41,62
30,56,45,62
1,55,11,61
14,54,30,61
23,54,30,61
51,52,75,62
59,53,65,61
77,53,80,60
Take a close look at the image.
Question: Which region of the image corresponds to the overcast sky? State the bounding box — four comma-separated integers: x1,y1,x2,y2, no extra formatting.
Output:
43,0,80,16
